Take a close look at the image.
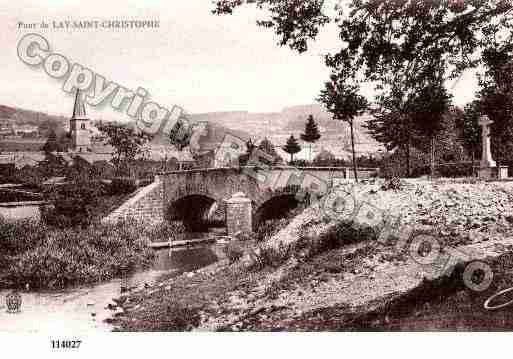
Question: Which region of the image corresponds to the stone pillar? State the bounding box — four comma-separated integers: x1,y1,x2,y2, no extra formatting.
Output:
479,116,496,168
475,116,508,180
477,116,497,179
225,192,252,236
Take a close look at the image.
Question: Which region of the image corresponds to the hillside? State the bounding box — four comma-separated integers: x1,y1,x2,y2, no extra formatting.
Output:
0,104,68,129
1,103,384,159
192,104,384,159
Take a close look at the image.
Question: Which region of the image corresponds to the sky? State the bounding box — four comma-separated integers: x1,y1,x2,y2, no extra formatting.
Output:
0,0,480,122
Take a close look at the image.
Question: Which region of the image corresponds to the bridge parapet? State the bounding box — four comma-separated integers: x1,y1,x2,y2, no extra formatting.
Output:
157,166,378,176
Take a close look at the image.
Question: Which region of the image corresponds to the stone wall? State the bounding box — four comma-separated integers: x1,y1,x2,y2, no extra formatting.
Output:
103,178,164,224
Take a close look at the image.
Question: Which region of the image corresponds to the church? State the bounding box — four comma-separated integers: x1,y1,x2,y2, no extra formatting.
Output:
69,90,92,153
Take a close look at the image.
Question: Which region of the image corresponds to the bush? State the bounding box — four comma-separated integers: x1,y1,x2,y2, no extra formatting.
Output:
0,219,155,290
110,177,138,195
251,219,377,270
436,162,475,177
144,221,186,243
296,221,375,259
254,219,289,242
42,180,104,228
255,242,292,268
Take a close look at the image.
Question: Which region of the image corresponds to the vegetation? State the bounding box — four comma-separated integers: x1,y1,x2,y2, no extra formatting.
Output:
144,221,186,243
300,114,321,161
98,123,150,176
42,129,59,153
282,135,301,163
42,129,71,153
0,219,155,290
319,77,368,182
42,179,103,228
167,118,194,170
213,0,513,179
290,154,381,169
473,47,513,168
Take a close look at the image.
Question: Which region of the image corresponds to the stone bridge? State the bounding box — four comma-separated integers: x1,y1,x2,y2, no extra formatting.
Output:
104,166,378,234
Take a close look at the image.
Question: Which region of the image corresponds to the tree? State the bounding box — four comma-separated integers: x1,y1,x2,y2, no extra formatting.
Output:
43,178,103,228
214,1,512,80
42,129,59,153
475,47,513,166
411,83,452,177
318,76,368,182
168,118,194,170
282,135,301,163
57,132,72,152
98,123,150,176
214,0,513,177
213,0,329,53
459,101,482,166
366,86,417,176
300,114,321,161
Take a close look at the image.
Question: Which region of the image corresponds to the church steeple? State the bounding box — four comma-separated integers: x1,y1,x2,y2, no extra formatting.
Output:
70,90,91,152
72,90,87,119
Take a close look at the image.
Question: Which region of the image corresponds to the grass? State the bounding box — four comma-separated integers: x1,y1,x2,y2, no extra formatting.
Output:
250,219,377,270
93,193,133,219
0,218,155,290
145,221,186,243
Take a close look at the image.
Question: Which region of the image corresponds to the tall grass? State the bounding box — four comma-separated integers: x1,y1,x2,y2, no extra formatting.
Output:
0,218,155,290
144,221,186,243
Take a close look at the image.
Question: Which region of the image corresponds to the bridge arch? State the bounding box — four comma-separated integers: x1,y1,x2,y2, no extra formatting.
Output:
158,167,376,235
253,193,301,227
166,194,220,231
252,186,311,228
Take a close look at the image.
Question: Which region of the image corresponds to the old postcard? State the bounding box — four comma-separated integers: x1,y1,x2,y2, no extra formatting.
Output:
1,0,513,356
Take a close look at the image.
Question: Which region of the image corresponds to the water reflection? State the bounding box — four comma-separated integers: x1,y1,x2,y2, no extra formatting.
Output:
0,244,221,333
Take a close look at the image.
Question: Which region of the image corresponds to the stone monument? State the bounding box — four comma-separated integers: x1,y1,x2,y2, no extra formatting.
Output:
477,115,508,179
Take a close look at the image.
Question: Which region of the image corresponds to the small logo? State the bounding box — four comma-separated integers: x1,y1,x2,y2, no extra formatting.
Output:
5,290,22,313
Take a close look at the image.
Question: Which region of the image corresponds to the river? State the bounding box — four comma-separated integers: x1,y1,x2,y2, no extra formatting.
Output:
0,244,223,333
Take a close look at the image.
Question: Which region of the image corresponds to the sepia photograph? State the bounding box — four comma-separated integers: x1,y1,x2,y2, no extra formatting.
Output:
2,0,513,356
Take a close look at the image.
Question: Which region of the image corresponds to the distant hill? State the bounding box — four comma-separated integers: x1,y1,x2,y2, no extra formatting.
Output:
1,103,384,159
0,104,68,126
193,104,384,159
0,104,68,137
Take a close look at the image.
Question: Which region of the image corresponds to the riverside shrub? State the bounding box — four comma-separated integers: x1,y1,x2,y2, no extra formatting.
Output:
0,219,155,290
42,180,104,228
145,221,186,243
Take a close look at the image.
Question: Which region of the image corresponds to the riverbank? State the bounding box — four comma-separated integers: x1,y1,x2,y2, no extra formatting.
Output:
112,180,513,331
0,219,155,290
0,244,225,333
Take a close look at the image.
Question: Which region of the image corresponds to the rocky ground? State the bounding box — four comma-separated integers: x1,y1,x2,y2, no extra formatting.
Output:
110,179,513,331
